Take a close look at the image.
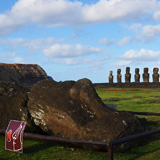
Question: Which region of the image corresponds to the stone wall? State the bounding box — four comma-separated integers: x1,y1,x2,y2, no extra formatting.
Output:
94,82,160,88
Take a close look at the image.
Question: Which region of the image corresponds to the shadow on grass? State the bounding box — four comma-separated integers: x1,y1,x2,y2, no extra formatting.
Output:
116,134,160,160
24,141,56,154
126,147,160,160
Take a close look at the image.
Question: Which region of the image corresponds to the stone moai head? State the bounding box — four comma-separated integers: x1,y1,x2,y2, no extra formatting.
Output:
125,67,131,83
110,71,113,75
153,67,159,82
109,71,113,83
117,69,122,83
143,68,149,82
135,68,140,83
153,68,159,74
117,69,121,74
144,68,148,73
126,67,130,73
135,68,139,74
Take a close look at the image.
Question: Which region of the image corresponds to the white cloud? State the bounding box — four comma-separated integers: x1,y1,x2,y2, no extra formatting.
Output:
53,55,109,69
22,38,58,50
123,24,160,43
0,38,103,60
43,44,102,58
11,0,83,26
0,53,16,58
118,37,131,46
153,4,160,21
0,52,26,64
82,0,157,23
98,38,114,46
0,38,27,50
86,58,108,69
129,23,142,31
157,61,160,65
13,57,26,63
121,49,160,61
54,58,81,65
0,0,159,36
112,60,132,67
0,0,83,36
0,14,25,36
0,38,58,51
140,25,160,42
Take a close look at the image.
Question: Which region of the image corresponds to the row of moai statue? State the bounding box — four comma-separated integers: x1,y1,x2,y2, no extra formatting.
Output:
109,67,159,83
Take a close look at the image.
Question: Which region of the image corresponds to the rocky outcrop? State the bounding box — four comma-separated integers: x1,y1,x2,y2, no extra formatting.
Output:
0,81,47,134
0,63,49,86
0,70,148,151
0,81,28,129
28,79,147,150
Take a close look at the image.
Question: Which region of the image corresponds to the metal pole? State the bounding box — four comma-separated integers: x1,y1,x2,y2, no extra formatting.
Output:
0,129,5,134
110,128,160,146
119,111,160,116
0,129,107,148
108,143,113,160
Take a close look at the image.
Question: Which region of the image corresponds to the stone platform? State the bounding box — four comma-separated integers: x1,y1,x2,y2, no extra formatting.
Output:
94,82,160,88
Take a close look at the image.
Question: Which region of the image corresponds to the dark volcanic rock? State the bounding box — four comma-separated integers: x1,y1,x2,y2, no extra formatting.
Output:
0,81,44,133
28,78,147,150
0,63,49,86
0,81,28,129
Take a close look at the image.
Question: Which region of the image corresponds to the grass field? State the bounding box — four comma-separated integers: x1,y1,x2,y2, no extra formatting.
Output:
1,88,160,160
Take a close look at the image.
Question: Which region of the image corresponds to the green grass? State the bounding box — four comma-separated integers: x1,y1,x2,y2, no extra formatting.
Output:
1,88,160,159
0,136,108,160
96,88,160,123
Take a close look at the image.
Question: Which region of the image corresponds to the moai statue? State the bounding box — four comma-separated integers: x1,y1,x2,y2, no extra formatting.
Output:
109,71,113,83
143,68,149,82
153,68,159,82
135,68,140,83
125,67,131,83
117,69,122,83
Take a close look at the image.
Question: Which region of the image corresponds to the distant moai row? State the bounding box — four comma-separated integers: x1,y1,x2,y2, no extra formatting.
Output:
109,67,159,83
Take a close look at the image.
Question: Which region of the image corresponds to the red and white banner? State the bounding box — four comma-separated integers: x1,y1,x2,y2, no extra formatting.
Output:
5,120,26,153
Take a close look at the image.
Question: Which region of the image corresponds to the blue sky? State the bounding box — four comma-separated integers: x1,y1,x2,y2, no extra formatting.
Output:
1,0,160,83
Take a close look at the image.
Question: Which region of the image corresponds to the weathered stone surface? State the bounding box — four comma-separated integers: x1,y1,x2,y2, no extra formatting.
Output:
125,67,131,83
117,69,122,83
135,68,140,83
109,71,113,83
0,81,47,134
28,78,147,150
0,63,49,86
153,68,159,82
0,81,30,130
143,68,149,82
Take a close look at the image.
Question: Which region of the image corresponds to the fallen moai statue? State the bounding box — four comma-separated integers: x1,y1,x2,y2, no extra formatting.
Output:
28,78,147,151
0,78,147,151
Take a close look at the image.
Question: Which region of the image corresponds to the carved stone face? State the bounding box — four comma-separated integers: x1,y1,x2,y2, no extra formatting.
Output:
117,69,121,74
153,68,159,74
126,67,130,72
110,71,113,75
135,68,139,74
126,70,129,74
144,68,148,73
